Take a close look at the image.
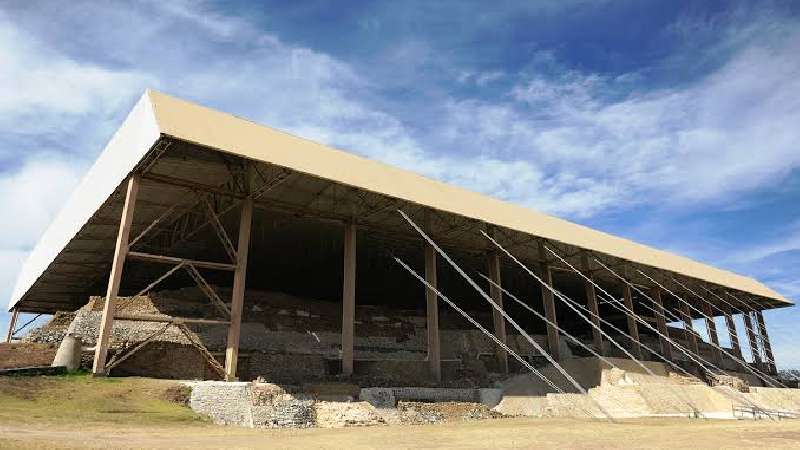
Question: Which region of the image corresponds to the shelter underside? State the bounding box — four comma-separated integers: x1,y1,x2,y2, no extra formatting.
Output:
16,136,786,319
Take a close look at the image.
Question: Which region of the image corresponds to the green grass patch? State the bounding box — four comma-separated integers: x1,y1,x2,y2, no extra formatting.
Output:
0,374,208,426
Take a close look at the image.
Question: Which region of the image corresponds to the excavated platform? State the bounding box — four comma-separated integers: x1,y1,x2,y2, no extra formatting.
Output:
493,357,798,420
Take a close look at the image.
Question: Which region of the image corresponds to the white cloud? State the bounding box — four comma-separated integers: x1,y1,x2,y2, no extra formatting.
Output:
0,13,155,143
0,158,84,249
424,27,800,217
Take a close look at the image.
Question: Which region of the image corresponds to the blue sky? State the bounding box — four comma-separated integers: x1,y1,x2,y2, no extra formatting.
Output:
1,0,798,367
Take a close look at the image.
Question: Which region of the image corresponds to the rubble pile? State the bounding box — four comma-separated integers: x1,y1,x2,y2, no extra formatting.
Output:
23,312,75,344
711,374,749,392
313,401,386,428
397,401,501,424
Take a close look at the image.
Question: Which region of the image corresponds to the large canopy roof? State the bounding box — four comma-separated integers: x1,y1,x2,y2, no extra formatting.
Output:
9,90,790,313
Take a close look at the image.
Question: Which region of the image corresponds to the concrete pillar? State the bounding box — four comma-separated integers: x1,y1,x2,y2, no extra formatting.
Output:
743,312,761,365
223,196,254,381
755,310,776,374
92,175,140,376
622,284,642,360
723,306,742,359
651,288,672,361
341,222,357,376
702,303,723,366
487,252,508,374
425,245,441,382
5,308,19,343
53,334,82,371
581,253,603,354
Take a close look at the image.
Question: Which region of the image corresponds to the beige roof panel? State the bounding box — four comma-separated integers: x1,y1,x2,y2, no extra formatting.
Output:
147,90,788,304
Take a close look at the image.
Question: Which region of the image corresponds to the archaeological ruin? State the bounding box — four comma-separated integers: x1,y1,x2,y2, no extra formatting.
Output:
5,90,798,424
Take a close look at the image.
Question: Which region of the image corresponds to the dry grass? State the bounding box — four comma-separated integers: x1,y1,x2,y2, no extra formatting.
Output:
0,373,206,426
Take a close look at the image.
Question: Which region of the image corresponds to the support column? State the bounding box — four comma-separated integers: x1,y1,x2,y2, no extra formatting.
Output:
702,303,723,366
341,222,357,376
623,283,642,359
680,302,699,356
540,265,561,361
723,306,742,359
536,242,560,360
223,196,254,381
581,253,603,354
651,288,672,361
487,252,509,373
755,310,776,374
425,245,441,382
5,308,19,343
92,175,140,375
743,312,761,366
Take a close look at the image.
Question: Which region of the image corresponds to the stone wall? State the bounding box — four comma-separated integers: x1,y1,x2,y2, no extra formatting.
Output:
186,381,315,428
26,287,586,386
186,381,501,428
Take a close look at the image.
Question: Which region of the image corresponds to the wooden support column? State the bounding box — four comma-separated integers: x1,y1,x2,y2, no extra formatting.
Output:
702,303,723,366
487,252,509,373
651,288,672,361
743,312,761,366
425,245,441,382
541,265,561,361
581,253,603,354
223,196,253,381
5,308,19,343
742,312,761,365
680,302,699,356
755,310,776,374
536,242,560,360
341,222,357,376
623,283,642,360
723,306,742,359
92,175,140,375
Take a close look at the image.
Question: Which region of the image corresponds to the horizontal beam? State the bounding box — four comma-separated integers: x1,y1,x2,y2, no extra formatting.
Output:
114,313,229,325
127,251,237,271
142,173,246,199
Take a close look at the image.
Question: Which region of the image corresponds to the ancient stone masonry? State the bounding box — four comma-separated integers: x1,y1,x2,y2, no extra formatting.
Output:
24,287,586,385
22,285,753,389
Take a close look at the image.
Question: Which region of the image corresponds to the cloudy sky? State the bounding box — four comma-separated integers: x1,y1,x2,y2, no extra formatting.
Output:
1,1,799,367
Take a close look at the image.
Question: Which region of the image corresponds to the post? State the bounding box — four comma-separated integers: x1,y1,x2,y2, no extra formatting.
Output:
755,310,776,374
487,252,509,373
680,302,699,356
92,175,140,375
223,196,253,381
581,253,603,354
541,265,561,361
425,245,441,382
723,306,742,359
341,222,357,376
651,288,672,361
5,308,19,342
536,242,560,360
702,303,723,366
623,283,642,359
742,311,761,366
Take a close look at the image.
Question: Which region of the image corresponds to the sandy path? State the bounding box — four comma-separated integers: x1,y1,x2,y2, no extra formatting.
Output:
3,417,800,449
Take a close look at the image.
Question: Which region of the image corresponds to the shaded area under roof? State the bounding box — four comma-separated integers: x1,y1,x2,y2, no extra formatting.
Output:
8,90,791,313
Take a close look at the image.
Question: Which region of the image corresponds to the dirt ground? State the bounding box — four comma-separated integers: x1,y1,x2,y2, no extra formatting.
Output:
3,417,800,449
2,375,800,449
